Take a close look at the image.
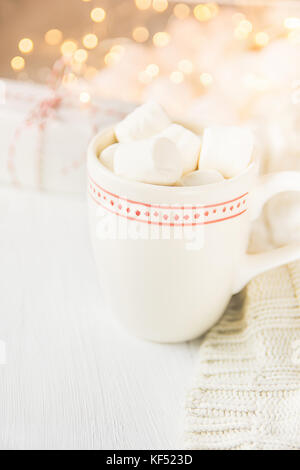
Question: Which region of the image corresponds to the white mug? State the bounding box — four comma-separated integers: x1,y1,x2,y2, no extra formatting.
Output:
87,127,300,343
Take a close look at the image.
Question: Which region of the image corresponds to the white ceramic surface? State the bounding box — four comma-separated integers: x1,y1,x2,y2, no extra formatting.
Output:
88,127,300,343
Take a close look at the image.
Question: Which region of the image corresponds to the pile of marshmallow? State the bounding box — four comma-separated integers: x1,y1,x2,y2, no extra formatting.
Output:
100,101,254,186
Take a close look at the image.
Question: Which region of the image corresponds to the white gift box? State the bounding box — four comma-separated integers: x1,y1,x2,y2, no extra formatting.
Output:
0,79,134,194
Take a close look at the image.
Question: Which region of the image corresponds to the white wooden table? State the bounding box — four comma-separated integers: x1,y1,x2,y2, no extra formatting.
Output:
0,187,199,450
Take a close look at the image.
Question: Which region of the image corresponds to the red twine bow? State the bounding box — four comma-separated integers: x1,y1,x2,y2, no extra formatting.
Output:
8,94,63,188
7,57,128,189
8,57,72,188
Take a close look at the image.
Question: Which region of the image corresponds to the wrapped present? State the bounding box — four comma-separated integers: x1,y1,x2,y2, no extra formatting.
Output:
0,78,134,194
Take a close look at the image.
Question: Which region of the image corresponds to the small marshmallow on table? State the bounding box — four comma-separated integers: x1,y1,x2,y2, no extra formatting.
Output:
115,101,171,143
198,126,254,178
114,137,183,186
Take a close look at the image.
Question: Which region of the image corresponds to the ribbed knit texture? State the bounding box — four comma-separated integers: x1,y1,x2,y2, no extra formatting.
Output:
185,261,300,450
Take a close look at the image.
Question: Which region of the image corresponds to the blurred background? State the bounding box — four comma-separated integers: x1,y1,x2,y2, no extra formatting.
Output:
0,0,300,193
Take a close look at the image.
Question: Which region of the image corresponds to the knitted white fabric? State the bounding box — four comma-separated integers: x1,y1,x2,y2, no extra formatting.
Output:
185,261,300,450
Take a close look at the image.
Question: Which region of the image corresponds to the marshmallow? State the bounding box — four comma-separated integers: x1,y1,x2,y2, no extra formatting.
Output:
199,126,254,178
115,101,171,143
180,169,224,187
114,137,183,185
100,143,119,171
159,124,201,175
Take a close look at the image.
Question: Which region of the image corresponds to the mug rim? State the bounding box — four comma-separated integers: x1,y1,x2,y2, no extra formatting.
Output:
87,126,259,196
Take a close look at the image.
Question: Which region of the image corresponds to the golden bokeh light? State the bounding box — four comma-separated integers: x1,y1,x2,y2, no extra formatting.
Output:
200,72,213,87
135,0,151,10
74,49,88,64
132,26,149,43
11,56,25,71
239,20,253,33
153,32,170,47
18,38,34,54
170,71,184,84
79,91,91,104
45,29,63,46
178,59,194,75
284,17,300,30
234,20,253,39
82,33,98,49
145,63,160,77
173,3,190,20
111,44,125,55
254,32,270,48
152,0,168,13
104,52,121,67
194,4,212,22
60,40,77,56
90,7,106,23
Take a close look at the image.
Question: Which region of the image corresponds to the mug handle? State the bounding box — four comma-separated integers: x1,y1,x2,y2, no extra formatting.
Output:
233,171,300,294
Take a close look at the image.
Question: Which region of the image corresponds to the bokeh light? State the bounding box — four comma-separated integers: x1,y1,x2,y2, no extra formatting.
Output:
110,45,125,55
11,56,25,71
234,19,253,39
82,33,98,49
173,3,190,20
45,29,63,46
170,71,184,84
60,40,78,56
152,0,168,13
146,63,160,77
200,72,213,87
254,32,270,48
79,91,91,104
18,38,34,54
153,32,170,47
104,51,121,67
135,0,151,10
284,17,300,30
178,59,194,75
73,49,88,64
90,7,106,23
132,26,149,43
194,4,212,22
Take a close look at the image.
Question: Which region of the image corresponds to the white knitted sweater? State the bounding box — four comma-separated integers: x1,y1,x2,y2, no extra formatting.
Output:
185,261,300,450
